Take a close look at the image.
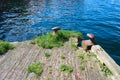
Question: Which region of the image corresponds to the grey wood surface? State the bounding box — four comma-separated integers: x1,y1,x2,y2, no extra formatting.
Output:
0,41,117,80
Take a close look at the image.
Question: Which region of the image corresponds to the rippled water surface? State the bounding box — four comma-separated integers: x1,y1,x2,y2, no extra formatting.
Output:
0,0,120,65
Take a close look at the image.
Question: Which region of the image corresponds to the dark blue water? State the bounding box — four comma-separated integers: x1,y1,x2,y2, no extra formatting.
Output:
0,0,120,65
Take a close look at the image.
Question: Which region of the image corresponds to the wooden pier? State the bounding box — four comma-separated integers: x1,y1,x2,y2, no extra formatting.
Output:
0,40,120,80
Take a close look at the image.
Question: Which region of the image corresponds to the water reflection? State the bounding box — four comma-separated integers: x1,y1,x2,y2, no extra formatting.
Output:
0,0,120,65
0,0,47,41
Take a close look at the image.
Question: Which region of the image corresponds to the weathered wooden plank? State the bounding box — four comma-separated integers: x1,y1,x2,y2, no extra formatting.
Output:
0,43,26,80
7,44,32,79
15,45,40,80
91,45,120,80
0,41,119,80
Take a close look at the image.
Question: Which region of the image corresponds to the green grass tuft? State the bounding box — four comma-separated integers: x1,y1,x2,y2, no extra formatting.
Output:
33,30,82,49
27,62,44,76
0,40,14,55
100,64,113,76
80,65,85,70
45,52,51,58
60,64,73,73
77,52,84,60
30,40,36,44
77,52,85,64
61,54,65,59
87,52,97,58
70,43,77,50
